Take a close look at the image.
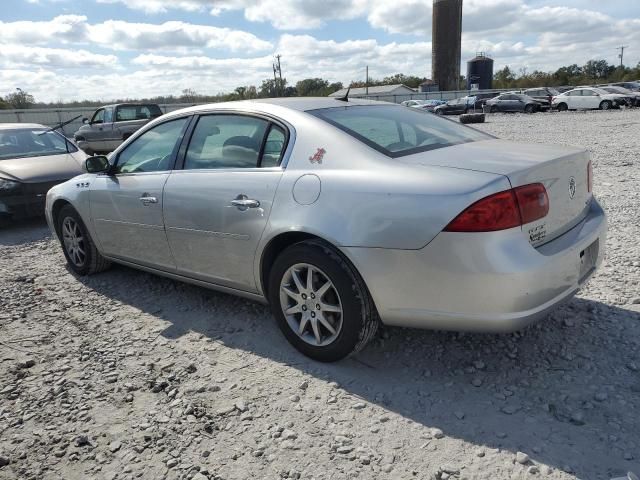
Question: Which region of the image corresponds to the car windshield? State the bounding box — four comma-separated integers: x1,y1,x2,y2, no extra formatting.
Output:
0,129,74,161
309,105,491,158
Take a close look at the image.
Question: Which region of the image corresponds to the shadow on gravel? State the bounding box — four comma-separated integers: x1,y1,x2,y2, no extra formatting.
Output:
77,263,640,480
0,216,50,246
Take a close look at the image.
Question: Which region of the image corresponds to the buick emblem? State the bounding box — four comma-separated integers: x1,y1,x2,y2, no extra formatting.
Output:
568,177,576,199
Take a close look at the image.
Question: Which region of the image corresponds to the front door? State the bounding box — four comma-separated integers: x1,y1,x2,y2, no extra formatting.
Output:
90,116,191,269
163,113,288,292
85,108,109,152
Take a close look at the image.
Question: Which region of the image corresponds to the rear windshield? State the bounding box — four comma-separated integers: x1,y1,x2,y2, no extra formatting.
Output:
0,129,77,161
309,105,491,158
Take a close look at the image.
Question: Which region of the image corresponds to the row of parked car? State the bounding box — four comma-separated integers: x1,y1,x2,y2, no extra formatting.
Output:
402,81,640,115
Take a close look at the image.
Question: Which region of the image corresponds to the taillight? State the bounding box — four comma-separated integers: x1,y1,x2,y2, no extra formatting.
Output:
444,183,549,232
514,183,549,224
587,160,593,193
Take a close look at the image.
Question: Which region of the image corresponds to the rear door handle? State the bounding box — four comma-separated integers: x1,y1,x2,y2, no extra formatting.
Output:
231,194,260,210
139,194,158,205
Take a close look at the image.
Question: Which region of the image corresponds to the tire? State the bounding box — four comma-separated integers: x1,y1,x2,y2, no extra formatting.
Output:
435,109,444,115
524,104,535,114
490,106,498,113
57,205,111,276
459,113,485,124
267,240,379,362
83,147,94,156
599,101,611,111
557,103,568,112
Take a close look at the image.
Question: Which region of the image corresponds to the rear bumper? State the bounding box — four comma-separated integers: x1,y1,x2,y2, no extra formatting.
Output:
343,199,607,333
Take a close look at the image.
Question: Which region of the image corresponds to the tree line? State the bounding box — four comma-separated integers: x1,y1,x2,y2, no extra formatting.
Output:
492,59,640,89
2,59,639,109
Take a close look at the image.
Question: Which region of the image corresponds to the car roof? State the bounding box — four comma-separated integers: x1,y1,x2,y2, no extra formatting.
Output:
0,123,46,130
160,97,394,121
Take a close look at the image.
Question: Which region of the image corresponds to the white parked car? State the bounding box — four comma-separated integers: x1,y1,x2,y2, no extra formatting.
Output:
552,87,628,111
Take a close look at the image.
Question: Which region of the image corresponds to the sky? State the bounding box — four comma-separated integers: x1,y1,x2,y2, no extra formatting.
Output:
0,0,639,102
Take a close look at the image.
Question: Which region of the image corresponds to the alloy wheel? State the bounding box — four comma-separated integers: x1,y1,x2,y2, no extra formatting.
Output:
279,263,343,347
62,217,86,267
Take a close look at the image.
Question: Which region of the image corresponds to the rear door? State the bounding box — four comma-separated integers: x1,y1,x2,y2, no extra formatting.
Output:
163,113,288,292
90,116,191,269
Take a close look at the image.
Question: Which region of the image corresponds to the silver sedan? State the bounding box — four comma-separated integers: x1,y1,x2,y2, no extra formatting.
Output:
45,98,607,361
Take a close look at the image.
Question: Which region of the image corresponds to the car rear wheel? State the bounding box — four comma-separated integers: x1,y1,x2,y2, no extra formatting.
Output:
268,240,379,362
57,205,111,275
599,100,612,110
557,103,568,112
524,104,535,114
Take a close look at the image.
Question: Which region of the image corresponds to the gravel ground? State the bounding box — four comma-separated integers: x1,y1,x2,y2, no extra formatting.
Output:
1,109,639,480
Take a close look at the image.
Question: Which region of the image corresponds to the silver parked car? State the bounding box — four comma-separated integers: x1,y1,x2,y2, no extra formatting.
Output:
45,98,606,361
0,123,85,223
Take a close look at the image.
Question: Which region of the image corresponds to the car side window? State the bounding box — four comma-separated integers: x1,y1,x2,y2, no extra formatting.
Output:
261,125,286,168
114,117,189,174
184,115,268,170
583,90,595,96
91,109,105,124
116,106,150,122
103,108,113,124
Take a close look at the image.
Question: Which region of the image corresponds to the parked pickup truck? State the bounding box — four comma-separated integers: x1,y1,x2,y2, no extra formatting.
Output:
74,103,163,154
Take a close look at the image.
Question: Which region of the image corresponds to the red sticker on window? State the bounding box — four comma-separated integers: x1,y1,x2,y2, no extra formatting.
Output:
309,148,326,164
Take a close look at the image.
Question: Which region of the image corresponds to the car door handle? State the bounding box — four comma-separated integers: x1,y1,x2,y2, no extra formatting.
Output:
139,194,158,205
231,195,260,209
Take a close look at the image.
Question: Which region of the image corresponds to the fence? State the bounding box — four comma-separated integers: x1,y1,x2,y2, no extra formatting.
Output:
0,103,199,137
354,88,514,103
0,90,517,135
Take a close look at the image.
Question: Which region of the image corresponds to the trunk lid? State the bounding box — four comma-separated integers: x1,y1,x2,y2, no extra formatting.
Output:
399,139,592,245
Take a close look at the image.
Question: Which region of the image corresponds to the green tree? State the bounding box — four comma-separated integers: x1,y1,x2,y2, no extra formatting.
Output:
493,66,516,88
5,89,35,109
296,78,330,96
259,78,289,98
582,59,613,80
380,74,425,88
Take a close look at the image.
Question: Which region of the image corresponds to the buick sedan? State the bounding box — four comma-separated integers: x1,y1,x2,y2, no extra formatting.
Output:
45,98,606,361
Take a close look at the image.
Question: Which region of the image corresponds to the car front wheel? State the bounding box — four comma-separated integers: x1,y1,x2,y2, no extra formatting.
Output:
599,100,612,110
268,240,379,362
557,103,568,112
57,205,111,276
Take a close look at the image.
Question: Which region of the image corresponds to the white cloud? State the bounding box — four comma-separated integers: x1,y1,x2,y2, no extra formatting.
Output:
91,20,272,52
0,15,89,45
0,16,272,53
0,45,118,69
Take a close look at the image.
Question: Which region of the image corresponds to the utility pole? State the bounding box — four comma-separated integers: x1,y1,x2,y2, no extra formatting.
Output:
617,45,628,68
272,59,278,97
365,66,369,96
272,55,284,97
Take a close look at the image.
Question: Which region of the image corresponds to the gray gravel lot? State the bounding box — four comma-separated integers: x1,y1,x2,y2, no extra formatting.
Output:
1,109,639,480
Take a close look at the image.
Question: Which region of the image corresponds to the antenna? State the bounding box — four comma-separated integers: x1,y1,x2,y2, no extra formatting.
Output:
336,87,350,102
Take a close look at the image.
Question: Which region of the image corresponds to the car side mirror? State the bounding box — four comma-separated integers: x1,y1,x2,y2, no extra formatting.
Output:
82,118,89,124
85,155,111,174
